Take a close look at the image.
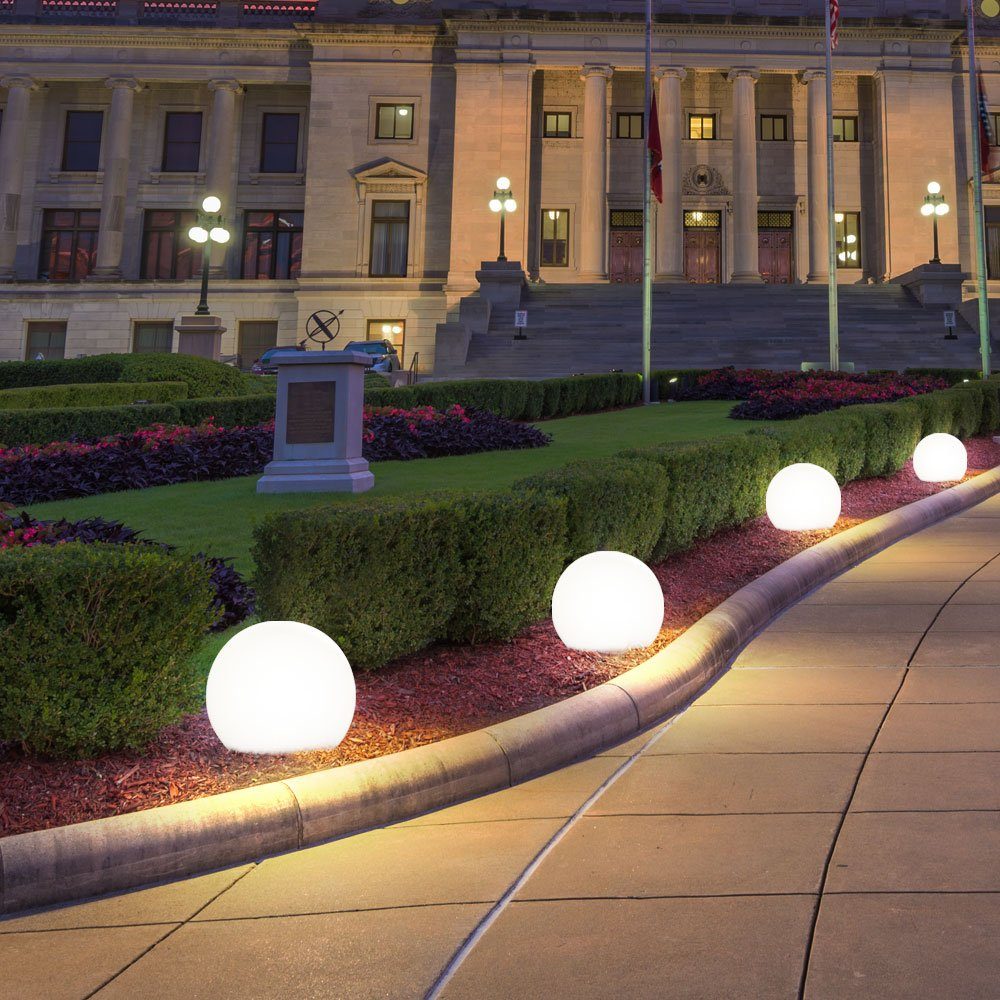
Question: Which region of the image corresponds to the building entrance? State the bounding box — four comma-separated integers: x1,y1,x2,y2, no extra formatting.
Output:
683,210,721,284
608,209,643,284
758,211,794,285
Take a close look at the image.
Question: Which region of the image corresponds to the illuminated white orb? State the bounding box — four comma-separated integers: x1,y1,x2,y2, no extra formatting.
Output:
766,463,842,531
206,621,356,754
552,551,664,653
913,433,967,483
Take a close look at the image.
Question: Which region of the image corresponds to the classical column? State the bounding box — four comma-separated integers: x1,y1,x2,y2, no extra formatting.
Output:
727,68,762,282
579,64,612,280
655,66,686,281
803,70,829,282
206,79,243,274
90,77,141,280
0,76,38,281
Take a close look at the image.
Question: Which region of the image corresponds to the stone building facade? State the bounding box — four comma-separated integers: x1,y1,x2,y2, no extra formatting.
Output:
0,0,995,370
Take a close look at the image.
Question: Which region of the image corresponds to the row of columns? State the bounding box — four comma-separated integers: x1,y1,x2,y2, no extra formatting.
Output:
0,75,244,282
576,64,831,283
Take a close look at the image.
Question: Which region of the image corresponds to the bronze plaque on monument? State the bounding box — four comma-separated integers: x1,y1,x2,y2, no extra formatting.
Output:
285,381,336,445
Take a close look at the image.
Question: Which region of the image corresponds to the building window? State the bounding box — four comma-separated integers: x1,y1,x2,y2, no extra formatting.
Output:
242,211,304,280
832,115,859,142
162,111,203,172
540,209,570,267
133,321,174,354
759,114,787,141
616,112,643,139
835,211,861,268
62,110,103,171
25,321,67,361
366,318,405,364
39,209,99,281
375,103,414,140
543,111,572,138
990,112,1000,146
683,210,722,229
141,210,202,279
688,114,716,140
238,320,278,368
260,113,300,172
369,200,409,277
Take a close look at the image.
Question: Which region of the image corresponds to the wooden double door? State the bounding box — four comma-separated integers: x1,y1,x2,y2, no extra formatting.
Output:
759,229,793,284
609,229,643,284
684,229,721,284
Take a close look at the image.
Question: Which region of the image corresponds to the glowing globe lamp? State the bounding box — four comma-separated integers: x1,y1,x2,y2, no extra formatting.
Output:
766,463,841,531
552,551,664,653
206,621,356,754
913,433,967,483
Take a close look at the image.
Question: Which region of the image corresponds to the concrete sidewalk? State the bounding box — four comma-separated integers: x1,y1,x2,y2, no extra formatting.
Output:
4,495,1000,999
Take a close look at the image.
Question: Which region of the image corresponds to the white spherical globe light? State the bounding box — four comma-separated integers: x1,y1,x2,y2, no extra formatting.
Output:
766,463,842,531
552,551,664,653
206,621,356,754
912,433,967,483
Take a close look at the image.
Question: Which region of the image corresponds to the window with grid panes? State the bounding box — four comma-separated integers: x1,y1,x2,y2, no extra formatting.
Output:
369,201,409,277
260,113,300,172
835,211,861,268
133,322,174,354
540,209,569,266
375,103,414,140
62,111,103,171
242,211,304,279
25,322,67,361
759,114,787,141
39,210,99,280
688,114,715,140
141,210,202,279
832,116,858,142
616,112,643,139
543,111,572,137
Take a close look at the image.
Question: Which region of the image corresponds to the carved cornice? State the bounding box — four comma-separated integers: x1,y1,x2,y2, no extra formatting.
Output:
580,63,613,81
0,26,311,51
726,67,760,83
654,66,687,82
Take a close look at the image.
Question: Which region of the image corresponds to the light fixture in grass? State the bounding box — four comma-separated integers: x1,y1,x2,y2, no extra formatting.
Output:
766,463,841,531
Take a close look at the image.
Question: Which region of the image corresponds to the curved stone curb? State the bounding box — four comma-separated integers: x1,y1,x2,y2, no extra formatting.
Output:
3,466,999,916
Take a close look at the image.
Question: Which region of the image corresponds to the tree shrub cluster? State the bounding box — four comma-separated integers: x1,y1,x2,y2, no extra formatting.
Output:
253,379,1000,672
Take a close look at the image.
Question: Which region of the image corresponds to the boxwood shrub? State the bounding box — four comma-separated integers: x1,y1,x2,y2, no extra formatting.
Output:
0,543,216,757
0,402,183,448
0,380,188,411
253,490,567,669
252,380,1000,672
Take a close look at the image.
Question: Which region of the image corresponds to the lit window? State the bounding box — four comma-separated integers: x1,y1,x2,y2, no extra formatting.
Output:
540,209,569,267
375,103,414,140
616,112,643,139
688,114,716,140
543,111,572,138
366,318,406,364
835,211,861,269
832,116,858,142
369,201,409,277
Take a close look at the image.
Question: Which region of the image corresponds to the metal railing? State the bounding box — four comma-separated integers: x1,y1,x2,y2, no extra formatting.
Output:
2,0,317,23
405,351,419,386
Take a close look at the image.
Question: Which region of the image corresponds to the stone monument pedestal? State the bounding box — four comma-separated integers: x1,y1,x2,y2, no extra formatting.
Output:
257,350,374,494
175,314,225,361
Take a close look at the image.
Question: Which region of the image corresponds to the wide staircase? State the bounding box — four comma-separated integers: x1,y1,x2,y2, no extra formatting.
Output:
437,282,984,378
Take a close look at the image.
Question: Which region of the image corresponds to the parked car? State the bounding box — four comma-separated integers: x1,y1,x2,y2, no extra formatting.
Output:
343,340,401,373
251,345,306,375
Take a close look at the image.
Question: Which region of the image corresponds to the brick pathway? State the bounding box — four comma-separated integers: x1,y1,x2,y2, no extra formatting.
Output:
4,495,1000,999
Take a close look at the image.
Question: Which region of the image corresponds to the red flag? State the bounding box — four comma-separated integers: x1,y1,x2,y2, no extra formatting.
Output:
830,0,840,50
979,71,994,176
648,91,663,204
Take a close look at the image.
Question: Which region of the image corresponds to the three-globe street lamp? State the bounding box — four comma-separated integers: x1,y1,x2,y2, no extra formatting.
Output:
488,176,517,262
920,181,950,264
188,195,231,315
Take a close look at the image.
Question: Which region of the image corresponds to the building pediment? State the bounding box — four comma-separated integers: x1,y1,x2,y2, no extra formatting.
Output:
352,158,428,189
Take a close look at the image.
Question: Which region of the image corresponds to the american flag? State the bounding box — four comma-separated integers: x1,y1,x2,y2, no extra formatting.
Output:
830,0,840,50
979,71,994,176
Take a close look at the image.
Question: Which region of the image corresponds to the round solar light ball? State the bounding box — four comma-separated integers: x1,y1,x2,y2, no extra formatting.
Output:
206,621,356,754
913,433,967,483
766,463,842,531
552,551,664,653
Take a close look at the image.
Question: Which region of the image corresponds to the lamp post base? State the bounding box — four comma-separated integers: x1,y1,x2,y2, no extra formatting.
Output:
175,314,226,360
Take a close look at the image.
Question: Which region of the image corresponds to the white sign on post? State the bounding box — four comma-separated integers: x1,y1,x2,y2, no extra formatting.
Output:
944,310,956,328
514,310,528,328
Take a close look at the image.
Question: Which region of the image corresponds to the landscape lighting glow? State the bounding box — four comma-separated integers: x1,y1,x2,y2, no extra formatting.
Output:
912,433,967,483
206,621,356,754
552,550,664,653
766,463,841,531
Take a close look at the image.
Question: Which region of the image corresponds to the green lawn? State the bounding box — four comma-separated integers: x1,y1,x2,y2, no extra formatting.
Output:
30,401,770,574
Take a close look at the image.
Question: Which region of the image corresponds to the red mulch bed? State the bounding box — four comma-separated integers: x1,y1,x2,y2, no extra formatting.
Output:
3,437,999,838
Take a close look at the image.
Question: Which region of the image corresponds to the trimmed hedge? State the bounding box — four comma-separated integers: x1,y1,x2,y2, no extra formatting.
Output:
0,543,216,757
175,393,276,429
0,380,188,411
253,491,566,669
253,380,1000,672
0,402,183,448
0,352,249,397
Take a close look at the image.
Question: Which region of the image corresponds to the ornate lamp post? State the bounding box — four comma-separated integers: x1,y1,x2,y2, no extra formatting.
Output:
920,181,950,264
187,195,231,315
488,176,517,262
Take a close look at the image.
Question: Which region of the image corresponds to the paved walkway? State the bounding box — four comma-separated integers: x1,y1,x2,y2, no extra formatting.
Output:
4,495,1000,999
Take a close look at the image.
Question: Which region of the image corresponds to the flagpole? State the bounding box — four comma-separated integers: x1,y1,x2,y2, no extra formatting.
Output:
967,0,992,380
824,0,840,371
642,0,653,404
